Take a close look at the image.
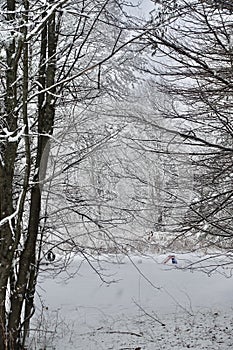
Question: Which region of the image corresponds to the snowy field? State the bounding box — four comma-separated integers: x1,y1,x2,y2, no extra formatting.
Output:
31,253,233,349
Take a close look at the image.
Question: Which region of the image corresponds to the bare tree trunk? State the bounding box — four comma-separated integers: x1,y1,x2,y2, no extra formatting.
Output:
0,0,19,347
7,6,57,347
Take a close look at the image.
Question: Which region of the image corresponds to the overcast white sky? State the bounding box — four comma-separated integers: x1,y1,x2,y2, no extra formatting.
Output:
127,0,155,19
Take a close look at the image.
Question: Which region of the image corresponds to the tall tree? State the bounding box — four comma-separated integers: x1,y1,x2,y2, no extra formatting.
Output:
0,1,147,348
144,0,233,259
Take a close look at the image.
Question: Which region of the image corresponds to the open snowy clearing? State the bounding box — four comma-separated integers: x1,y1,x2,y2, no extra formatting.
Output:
31,254,233,349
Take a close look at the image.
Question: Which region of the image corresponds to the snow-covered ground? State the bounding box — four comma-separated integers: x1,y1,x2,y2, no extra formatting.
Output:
30,253,233,349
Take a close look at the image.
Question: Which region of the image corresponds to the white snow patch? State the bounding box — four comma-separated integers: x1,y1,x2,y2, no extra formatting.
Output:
30,254,233,349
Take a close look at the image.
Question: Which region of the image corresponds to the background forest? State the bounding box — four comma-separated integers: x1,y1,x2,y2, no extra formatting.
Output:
0,0,233,348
